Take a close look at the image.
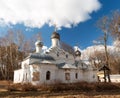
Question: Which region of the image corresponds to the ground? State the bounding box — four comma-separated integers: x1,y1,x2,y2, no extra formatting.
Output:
0,81,120,98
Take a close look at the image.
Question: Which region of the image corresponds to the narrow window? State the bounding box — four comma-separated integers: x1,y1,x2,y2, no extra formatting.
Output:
75,73,78,79
65,73,70,80
66,54,68,58
46,71,50,80
57,52,59,57
26,73,27,80
19,74,20,81
93,75,95,78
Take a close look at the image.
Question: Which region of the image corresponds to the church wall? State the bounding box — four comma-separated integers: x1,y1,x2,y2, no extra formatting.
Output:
81,69,98,82
14,68,31,84
69,69,78,83
40,64,57,84
48,49,75,64
56,69,86,83
14,69,24,83
87,70,98,82
30,64,58,85
56,69,66,83
21,59,30,69
78,69,84,81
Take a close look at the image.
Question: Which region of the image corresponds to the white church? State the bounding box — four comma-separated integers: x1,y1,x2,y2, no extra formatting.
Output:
14,31,98,85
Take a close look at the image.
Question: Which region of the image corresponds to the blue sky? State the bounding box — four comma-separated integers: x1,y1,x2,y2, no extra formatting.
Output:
0,0,120,49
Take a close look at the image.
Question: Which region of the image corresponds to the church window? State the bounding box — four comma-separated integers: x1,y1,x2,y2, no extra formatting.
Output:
66,54,68,58
57,52,59,57
32,72,40,81
75,73,78,79
46,71,50,80
26,73,27,80
93,75,95,78
65,73,70,80
19,74,20,81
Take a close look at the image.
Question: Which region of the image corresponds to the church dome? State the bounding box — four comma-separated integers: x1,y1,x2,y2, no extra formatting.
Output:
35,40,43,47
75,50,81,57
51,32,60,40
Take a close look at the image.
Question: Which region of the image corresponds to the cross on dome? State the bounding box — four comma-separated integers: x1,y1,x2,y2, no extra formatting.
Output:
54,24,57,32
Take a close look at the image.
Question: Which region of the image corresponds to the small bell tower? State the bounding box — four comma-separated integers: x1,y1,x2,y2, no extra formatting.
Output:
74,46,81,61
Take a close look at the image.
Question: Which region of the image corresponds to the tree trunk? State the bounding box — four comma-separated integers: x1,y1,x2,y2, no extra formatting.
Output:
104,32,111,82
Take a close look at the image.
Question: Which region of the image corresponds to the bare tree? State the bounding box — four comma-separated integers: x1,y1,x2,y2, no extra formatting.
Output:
96,16,111,82
109,10,120,40
0,30,25,80
0,30,42,80
89,50,106,68
109,10,120,74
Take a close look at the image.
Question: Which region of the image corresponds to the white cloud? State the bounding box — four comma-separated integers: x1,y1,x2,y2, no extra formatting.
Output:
81,45,115,60
0,0,101,28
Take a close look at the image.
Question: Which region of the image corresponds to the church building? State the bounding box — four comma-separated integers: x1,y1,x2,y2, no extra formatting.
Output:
14,31,98,85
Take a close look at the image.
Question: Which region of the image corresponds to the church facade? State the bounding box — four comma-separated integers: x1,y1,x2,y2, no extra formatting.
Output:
14,31,98,85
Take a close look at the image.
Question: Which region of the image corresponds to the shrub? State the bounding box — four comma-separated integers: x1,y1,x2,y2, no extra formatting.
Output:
95,82,120,92
7,83,21,91
7,83,37,91
21,83,38,91
7,82,120,92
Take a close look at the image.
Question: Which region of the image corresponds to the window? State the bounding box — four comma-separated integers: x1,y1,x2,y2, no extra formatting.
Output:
26,73,27,80
57,52,59,57
93,75,95,78
65,73,70,80
32,72,40,81
66,54,68,58
46,71,50,80
75,73,78,79
19,74,20,81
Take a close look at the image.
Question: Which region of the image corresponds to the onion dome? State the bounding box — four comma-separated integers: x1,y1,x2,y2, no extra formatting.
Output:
35,40,43,47
75,50,81,57
51,32,60,40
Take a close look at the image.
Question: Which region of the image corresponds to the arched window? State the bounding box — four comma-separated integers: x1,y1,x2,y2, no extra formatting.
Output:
66,54,68,58
57,52,59,57
65,73,70,80
26,73,27,80
75,73,78,79
46,71,50,80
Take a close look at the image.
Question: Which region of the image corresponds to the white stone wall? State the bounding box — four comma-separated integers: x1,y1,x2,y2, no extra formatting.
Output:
51,38,60,47
14,62,98,85
14,68,31,83
21,59,30,69
14,69,24,83
30,64,58,85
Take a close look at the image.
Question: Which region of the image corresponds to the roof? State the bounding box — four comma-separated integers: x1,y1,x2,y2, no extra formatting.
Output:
29,53,55,61
99,65,110,71
35,40,43,47
28,53,55,65
57,63,76,69
51,32,60,40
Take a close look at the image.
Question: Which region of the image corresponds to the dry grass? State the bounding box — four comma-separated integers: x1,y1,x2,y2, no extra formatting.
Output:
0,81,120,98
